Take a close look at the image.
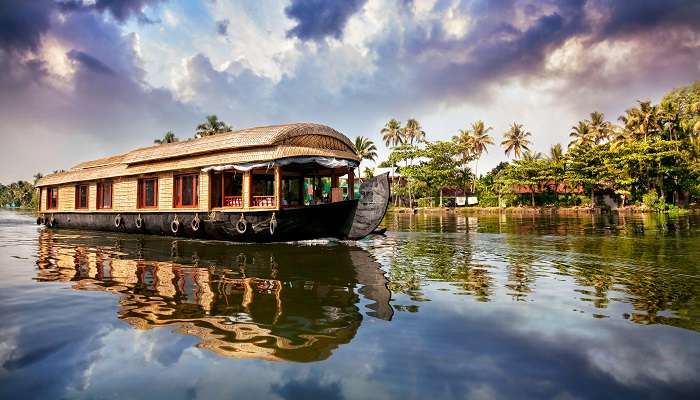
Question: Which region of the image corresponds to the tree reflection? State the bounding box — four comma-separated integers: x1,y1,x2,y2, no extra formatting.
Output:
379,212,700,331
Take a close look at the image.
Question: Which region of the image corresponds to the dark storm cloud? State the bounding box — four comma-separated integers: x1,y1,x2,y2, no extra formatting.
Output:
285,0,367,40
0,0,53,52
58,0,165,23
347,0,700,110
216,19,229,36
67,50,116,75
0,0,165,54
367,0,589,101
596,0,700,38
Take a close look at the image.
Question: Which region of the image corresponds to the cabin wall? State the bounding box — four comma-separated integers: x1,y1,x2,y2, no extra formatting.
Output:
200,171,209,212
88,183,97,211
39,170,212,213
58,186,75,212
40,188,47,212
114,177,137,211
158,172,174,211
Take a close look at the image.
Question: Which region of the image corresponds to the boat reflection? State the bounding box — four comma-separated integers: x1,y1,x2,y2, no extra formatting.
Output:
35,230,393,362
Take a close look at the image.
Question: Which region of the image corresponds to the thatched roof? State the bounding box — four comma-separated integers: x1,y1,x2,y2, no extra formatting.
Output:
37,123,359,186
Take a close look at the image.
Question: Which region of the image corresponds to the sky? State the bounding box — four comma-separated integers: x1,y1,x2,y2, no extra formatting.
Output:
0,0,699,183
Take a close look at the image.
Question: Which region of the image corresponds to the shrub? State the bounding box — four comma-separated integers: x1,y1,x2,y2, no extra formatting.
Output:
642,190,669,211
417,198,433,208
477,192,499,207
642,191,659,209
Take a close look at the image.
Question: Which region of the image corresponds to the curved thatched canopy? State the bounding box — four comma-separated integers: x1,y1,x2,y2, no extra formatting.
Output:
37,123,359,187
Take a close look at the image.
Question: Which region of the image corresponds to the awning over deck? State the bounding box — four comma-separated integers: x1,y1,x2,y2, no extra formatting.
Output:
200,157,358,173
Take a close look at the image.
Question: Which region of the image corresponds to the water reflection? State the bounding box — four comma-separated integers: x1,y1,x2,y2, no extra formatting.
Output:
385,209,700,237
3,210,700,398
375,211,700,331
35,230,393,362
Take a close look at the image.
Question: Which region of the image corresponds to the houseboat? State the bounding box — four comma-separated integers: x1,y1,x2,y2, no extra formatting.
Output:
35,123,390,242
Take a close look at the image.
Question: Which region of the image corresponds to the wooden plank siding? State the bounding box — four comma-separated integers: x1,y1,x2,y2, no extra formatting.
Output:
88,183,97,211
58,186,75,211
157,172,174,211
40,188,47,212
113,178,136,211
40,170,218,213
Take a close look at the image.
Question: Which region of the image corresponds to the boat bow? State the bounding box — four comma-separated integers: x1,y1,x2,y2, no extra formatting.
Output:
346,173,391,240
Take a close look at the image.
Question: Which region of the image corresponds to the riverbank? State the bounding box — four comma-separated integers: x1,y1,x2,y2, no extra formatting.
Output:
391,205,699,215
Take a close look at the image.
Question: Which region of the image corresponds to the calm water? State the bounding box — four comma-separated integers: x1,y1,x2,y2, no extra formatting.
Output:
1,210,700,399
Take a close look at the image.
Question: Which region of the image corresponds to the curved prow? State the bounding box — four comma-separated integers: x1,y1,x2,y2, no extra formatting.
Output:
345,173,391,240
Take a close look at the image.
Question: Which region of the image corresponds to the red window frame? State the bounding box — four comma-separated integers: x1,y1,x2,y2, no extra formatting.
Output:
47,187,59,210
137,177,159,209
173,173,199,208
75,184,89,209
96,182,112,210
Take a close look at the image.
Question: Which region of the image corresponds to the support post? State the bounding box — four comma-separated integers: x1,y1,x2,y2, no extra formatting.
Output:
275,166,281,209
299,176,305,206
243,171,250,209
348,170,355,200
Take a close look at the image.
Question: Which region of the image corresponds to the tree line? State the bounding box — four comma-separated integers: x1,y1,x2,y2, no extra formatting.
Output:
0,174,43,209
354,81,700,210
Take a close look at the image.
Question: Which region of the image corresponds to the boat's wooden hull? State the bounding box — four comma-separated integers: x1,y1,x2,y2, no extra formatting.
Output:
37,174,390,242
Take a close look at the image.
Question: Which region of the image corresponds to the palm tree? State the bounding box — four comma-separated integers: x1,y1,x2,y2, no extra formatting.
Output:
469,121,494,157
609,124,630,150
354,136,378,179
154,131,179,145
522,150,544,161
381,119,404,148
452,129,475,195
196,115,231,138
402,118,426,145
619,101,659,142
469,120,494,179
588,111,612,144
569,120,593,148
548,143,563,163
501,123,531,159
548,144,565,202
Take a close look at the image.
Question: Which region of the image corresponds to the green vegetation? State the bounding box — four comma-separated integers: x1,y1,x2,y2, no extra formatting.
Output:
375,81,700,210
0,174,40,209
354,136,378,179
155,114,233,144
154,131,179,145
195,115,232,138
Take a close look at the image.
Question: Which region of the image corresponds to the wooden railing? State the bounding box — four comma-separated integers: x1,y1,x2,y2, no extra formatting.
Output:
223,196,243,207
252,196,275,207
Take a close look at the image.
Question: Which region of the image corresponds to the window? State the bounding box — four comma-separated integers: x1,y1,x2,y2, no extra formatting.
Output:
96,182,112,209
47,187,59,209
137,178,158,208
210,171,243,208
281,177,302,207
173,174,199,208
75,184,89,209
251,172,275,207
